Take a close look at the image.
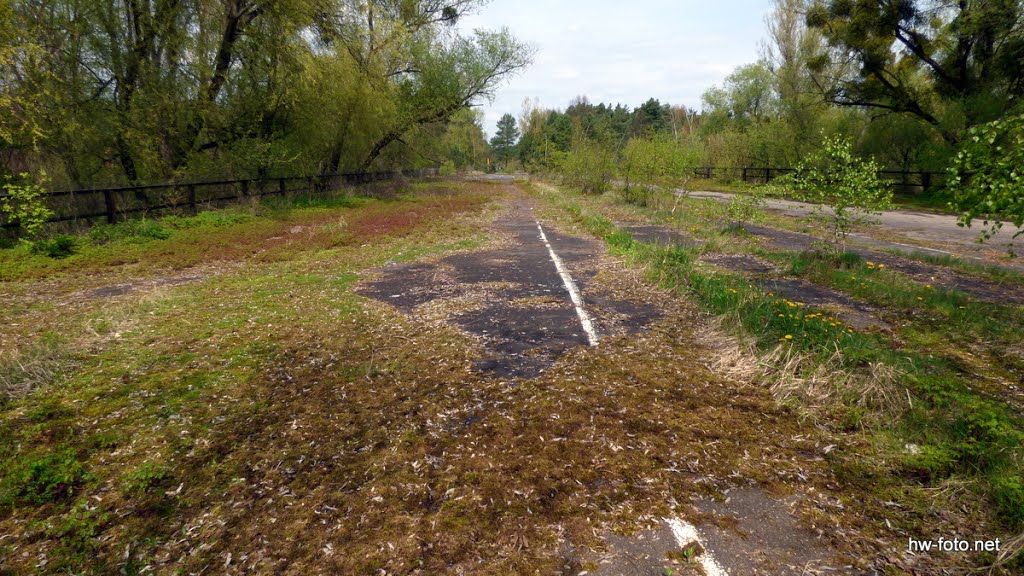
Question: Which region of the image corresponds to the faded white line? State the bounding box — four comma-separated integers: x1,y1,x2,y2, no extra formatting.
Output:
665,518,729,576
536,221,599,346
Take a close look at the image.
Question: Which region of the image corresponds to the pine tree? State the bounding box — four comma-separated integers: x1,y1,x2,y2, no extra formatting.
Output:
490,113,520,166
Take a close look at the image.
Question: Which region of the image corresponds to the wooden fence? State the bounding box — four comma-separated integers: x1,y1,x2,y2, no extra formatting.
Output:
693,166,943,194
1,168,437,232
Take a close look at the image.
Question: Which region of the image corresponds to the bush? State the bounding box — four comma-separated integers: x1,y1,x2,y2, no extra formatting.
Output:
122,461,172,496
901,444,956,480
1,172,52,239
30,235,77,258
725,189,767,227
620,134,701,207
556,136,616,194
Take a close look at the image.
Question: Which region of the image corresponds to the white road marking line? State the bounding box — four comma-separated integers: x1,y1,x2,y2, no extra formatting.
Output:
536,221,599,346
665,518,729,576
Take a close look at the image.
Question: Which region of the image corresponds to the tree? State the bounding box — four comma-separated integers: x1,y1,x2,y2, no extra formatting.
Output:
806,0,1024,145
490,113,520,166
632,98,672,136
0,1,532,186
775,136,892,254
441,109,489,171
948,114,1024,248
620,134,699,206
557,124,616,194
763,0,834,162
358,28,533,170
701,62,779,129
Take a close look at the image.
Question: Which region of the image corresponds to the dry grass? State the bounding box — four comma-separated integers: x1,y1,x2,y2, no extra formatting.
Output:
0,337,75,407
760,346,907,420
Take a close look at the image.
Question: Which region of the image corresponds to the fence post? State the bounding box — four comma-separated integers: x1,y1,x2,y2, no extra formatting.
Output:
240,180,249,199
103,189,116,224
741,167,748,182
921,172,931,192
187,184,197,215
764,167,771,183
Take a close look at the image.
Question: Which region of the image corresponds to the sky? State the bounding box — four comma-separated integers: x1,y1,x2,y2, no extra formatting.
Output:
456,0,776,137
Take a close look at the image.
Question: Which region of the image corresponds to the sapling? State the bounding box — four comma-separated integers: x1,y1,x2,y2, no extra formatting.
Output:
775,137,891,255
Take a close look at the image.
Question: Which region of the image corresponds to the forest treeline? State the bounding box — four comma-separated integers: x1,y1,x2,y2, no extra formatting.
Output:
0,0,527,190
513,0,1022,202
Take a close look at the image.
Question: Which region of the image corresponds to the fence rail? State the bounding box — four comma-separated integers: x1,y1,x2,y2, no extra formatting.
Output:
693,166,943,193
1,168,437,232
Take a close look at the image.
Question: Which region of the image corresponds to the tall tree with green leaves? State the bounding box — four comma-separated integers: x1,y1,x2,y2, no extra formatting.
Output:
490,113,520,165
806,0,1024,144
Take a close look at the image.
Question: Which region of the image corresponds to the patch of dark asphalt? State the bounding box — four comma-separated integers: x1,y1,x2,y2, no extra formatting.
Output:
357,200,661,379
79,274,205,300
743,224,1024,305
761,278,890,331
742,224,824,253
694,487,836,575
620,224,702,248
702,254,776,274
454,304,587,379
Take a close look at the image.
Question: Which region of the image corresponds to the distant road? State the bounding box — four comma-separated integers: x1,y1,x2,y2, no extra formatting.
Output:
689,189,1023,270
462,172,530,182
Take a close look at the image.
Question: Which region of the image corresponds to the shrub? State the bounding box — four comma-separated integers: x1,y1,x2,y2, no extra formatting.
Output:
1,172,52,239
556,137,616,194
725,189,767,227
122,462,172,496
902,444,956,480
620,134,702,207
30,234,77,258
990,472,1024,526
